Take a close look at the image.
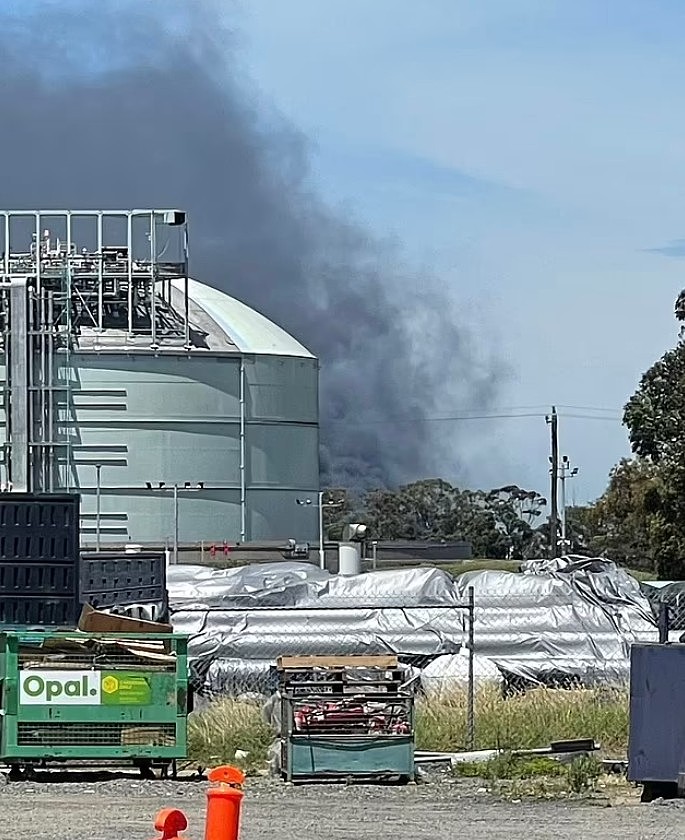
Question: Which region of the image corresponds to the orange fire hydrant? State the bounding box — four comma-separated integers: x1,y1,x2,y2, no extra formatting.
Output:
204,766,246,840
151,766,246,840
152,808,188,840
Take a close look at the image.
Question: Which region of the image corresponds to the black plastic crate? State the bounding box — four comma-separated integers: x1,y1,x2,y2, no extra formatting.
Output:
0,597,78,627
0,495,79,562
0,494,80,627
0,564,77,594
79,552,167,610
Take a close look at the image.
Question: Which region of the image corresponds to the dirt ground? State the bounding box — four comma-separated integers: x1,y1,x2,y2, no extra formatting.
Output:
1,772,684,840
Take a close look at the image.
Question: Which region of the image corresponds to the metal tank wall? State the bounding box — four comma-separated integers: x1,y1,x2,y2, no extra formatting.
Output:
52,351,319,546
0,361,6,484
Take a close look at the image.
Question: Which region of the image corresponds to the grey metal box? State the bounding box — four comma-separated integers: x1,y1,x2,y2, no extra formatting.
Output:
628,643,685,785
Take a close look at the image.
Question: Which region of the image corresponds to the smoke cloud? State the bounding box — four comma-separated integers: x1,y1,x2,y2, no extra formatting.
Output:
0,1,502,489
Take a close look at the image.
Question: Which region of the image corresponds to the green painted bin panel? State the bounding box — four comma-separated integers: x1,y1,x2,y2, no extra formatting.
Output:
289,735,414,778
0,631,188,762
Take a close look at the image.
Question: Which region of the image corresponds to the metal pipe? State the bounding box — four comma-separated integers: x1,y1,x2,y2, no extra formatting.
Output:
184,275,190,349
3,213,9,277
34,212,41,293
97,211,103,332
39,290,46,489
8,279,29,492
95,463,102,551
467,585,475,750
173,482,179,564
318,490,325,571
150,210,157,347
127,212,133,336
26,290,35,490
559,466,567,554
239,359,246,542
183,223,190,349
64,215,73,493
1,291,10,486
47,292,54,491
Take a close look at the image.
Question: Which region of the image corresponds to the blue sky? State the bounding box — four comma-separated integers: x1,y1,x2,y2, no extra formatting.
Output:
227,0,685,502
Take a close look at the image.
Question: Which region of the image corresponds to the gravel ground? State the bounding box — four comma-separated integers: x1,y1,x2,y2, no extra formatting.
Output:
1,772,684,840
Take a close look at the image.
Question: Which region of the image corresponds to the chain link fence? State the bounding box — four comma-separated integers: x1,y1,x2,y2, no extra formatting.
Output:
645,584,685,642
181,589,478,747
181,578,657,752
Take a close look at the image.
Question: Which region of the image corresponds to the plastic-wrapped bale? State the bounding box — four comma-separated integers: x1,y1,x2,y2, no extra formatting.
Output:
452,560,657,686
170,563,466,696
420,651,503,695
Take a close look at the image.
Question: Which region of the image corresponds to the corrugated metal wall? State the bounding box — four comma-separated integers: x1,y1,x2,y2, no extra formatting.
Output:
48,352,319,545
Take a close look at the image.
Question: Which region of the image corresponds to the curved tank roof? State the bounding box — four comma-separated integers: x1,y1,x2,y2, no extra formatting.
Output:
76,277,316,358
175,278,315,358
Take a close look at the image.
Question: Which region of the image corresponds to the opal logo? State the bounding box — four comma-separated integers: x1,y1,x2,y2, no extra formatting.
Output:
20,670,101,705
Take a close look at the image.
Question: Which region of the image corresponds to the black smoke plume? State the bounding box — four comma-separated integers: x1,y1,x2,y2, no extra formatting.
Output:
0,1,501,489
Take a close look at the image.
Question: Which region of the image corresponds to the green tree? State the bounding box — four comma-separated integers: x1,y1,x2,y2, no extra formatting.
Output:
362,479,459,540
585,459,659,569
358,479,544,559
622,335,685,577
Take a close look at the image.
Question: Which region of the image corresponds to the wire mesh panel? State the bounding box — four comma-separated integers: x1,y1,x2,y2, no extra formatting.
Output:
17,722,176,747
180,601,471,699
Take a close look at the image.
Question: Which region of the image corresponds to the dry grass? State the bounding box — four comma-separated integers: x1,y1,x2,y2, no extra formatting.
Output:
187,686,630,771
416,686,629,756
187,698,273,770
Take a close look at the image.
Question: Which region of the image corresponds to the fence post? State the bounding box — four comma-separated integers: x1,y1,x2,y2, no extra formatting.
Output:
658,602,670,644
467,585,475,750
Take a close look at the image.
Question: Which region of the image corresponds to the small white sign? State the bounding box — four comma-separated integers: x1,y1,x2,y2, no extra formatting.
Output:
19,670,101,705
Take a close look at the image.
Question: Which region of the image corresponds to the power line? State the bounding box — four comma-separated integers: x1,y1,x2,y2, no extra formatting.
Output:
325,412,544,426
325,410,623,426
555,404,621,414
562,414,622,422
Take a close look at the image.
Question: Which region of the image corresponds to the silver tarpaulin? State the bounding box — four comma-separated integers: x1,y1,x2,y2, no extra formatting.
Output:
453,557,657,685
167,557,658,695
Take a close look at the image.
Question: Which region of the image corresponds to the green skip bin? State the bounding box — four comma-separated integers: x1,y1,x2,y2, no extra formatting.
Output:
0,630,189,778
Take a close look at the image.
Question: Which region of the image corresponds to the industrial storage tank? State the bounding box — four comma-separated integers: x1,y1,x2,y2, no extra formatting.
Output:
0,209,319,547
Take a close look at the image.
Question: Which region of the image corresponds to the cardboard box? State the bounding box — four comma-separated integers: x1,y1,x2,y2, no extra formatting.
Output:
78,603,173,634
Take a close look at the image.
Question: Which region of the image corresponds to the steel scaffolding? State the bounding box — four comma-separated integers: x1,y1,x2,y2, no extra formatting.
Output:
0,209,189,493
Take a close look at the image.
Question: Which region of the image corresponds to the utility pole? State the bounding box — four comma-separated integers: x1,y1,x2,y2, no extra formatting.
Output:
559,456,579,555
546,406,559,558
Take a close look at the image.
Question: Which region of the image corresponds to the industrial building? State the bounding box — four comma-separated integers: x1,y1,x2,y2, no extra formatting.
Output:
0,209,320,548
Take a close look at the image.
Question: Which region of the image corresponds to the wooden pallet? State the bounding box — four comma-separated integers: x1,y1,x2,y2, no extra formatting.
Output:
277,655,398,670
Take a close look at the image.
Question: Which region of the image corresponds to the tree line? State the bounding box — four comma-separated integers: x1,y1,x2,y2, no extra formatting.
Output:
324,286,685,578
323,481,548,560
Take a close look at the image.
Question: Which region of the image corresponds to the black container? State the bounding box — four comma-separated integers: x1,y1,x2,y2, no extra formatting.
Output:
79,551,167,612
0,493,80,627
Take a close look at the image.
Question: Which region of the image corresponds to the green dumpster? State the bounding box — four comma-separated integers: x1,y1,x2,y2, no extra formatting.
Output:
0,630,188,772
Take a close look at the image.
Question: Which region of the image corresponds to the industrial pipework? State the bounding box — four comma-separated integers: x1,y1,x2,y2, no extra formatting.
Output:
0,209,189,494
